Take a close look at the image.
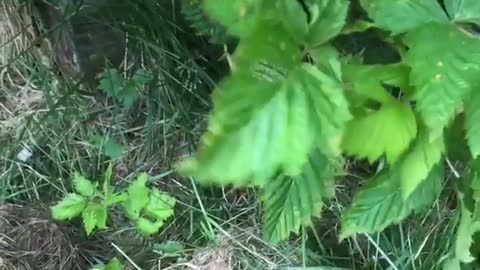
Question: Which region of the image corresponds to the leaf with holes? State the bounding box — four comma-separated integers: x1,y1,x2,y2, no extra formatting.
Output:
404,23,480,134
263,150,338,243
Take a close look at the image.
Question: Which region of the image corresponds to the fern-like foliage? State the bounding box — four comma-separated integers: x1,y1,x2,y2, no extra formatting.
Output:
181,0,229,44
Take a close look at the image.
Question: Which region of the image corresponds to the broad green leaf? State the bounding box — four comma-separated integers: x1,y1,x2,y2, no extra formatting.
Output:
465,92,480,158
277,0,308,43
445,0,480,23
453,196,480,263
341,165,443,239
203,0,262,37
136,217,164,236
123,173,150,220
73,173,97,197
233,20,301,72
309,46,342,81
304,0,349,47
404,23,480,133
342,63,409,104
400,131,445,198
180,64,351,185
82,202,107,235
263,150,338,243
51,193,87,220
360,0,448,34
144,190,176,221
342,101,417,164
105,257,123,270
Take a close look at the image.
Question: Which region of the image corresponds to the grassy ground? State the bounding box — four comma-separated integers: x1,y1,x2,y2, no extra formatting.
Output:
0,0,459,269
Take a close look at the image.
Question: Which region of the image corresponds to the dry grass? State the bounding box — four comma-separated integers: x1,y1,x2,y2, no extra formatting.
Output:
0,204,85,270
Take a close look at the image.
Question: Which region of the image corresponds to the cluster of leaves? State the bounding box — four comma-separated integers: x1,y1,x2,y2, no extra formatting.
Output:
98,68,152,108
179,0,480,267
51,166,175,236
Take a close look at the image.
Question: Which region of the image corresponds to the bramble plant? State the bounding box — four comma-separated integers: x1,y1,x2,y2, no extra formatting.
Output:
179,0,480,268
90,257,123,270
51,165,175,236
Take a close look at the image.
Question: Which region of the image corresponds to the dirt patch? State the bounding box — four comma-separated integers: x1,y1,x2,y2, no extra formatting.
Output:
0,204,85,270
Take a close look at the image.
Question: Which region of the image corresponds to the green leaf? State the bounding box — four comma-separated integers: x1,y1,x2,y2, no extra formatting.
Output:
400,131,445,198
404,23,480,133
180,64,350,185
263,150,338,244
98,68,123,96
203,0,262,37
453,195,480,263
342,63,410,104
465,92,480,158
445,0,480,23
277,0,308,43
309,46,342,81
136,217,164,236
123,173,150,220
82,202,107,235
91,135,124,160
51,193,87,220
106,193,128,206
233,20,301,71
341,164,443,239
443,258,461,270
103,163,113,203
73,173,97,197
105,257,123,270
342,101,417,164
144,190,176,221
360,0,448,34
304,0,350,47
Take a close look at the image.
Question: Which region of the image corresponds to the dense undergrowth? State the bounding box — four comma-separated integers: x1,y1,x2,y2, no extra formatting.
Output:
0,0,477,269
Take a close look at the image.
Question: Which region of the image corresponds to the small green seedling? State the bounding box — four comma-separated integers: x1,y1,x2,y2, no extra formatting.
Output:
90,257,123,270
98,68,152,108
90,135,124,160
51,165,175,236
122,173,176,235
51,165,126,235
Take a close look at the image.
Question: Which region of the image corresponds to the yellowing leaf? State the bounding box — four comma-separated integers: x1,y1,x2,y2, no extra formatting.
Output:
400,131,445,199
304,0,349,47
404,23,480,133
123,173,150,220
51,193,87,220
445,0,480,23
180,64,350,186
342,101,417,164
82,202,107,235
360,0,448,34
